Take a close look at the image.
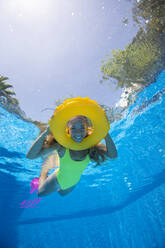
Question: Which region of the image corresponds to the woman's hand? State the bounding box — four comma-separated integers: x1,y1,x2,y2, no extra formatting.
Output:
42,133,55,149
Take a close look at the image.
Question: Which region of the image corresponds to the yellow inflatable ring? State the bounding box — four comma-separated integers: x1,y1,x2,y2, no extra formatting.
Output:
49,97,110,150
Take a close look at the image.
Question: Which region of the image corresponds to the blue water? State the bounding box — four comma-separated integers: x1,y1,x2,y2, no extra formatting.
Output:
0,71,165,248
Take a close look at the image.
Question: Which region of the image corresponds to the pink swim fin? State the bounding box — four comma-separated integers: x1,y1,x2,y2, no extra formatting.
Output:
19,198,42,208
30,177,40,194
19,177,42,208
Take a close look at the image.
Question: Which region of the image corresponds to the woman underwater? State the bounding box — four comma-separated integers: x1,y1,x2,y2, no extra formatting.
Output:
27,114,117,197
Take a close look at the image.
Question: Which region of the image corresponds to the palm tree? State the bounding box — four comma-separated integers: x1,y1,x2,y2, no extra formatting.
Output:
0,76,19,104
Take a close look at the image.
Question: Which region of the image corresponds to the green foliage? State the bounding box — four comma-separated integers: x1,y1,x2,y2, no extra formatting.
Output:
133,0,165,33
0,75,18,104
101,37,162,88
101,0,165,89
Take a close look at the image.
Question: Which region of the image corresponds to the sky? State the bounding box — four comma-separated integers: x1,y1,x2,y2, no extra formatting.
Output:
0,0,138,123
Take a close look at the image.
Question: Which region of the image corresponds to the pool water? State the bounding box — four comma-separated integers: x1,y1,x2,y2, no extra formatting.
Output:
0,71,165,248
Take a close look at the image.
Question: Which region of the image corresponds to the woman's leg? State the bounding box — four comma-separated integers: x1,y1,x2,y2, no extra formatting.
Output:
38,152,60,197
38,172,59,197
57,185,76,196
38,152,76,197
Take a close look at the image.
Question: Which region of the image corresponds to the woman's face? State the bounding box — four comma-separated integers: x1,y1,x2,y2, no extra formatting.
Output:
69,119,88,143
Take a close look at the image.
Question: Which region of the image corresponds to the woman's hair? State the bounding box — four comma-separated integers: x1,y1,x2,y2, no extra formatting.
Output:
88,143,108,166
67,115,92,128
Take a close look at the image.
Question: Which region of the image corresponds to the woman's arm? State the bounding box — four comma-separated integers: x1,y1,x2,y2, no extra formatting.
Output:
104,133,117,159
26,127,54,159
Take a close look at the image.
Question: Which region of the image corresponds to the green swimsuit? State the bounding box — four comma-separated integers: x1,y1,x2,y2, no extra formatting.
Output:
56,149,90,190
